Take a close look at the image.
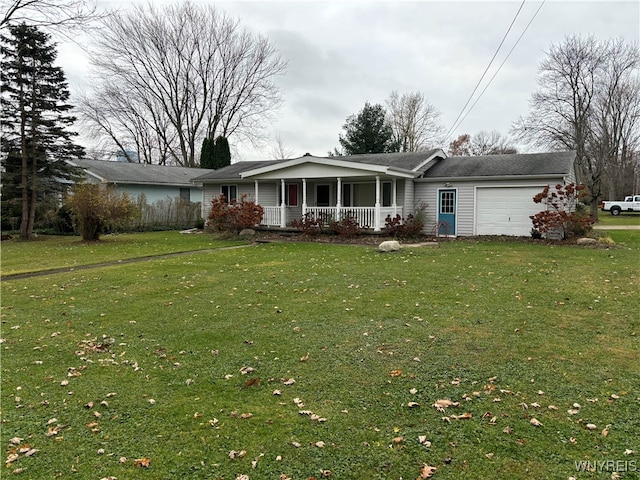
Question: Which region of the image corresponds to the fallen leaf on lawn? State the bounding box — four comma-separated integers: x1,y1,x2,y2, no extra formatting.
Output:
134,457,150,468
602,425,611,437
610,394,619,400
432,399,459,412
569,437,577,444
390,369,402,377
240,366,256,375
6,453,20,464
272,390,282,396
291,441,301,448
418,463,437,478
503,426,512,434
392,436,403,444
314,441,325,448
47,418,58,425
240,413,253,419
236,475,249,480
229,450,246,459
12,467,25,474
300,352,310,362
624,449,634,455
547,405,558,410
418,436,431,447
585,423,597,430
407,402,420,408
485,453,494,459
567,409,579,415
410,388,418,395
451,412,473,420
209,418,219,426
282,378,296,385
530,418,543,427
245,377,261,387
9,437,23,445
251,453,264,468
119,457,127,463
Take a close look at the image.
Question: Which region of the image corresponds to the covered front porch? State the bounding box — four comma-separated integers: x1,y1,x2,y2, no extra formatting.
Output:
255,176,405,232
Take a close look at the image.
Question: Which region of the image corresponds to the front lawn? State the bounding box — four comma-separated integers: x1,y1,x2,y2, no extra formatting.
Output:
1,235,638,479
0,231,244,276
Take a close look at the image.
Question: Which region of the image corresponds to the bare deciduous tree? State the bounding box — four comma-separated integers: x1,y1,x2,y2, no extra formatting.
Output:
269,133,296,160
513,35,640,215
448,131,517,156
81,1,287,166
386,91,443,152
1,0,101,33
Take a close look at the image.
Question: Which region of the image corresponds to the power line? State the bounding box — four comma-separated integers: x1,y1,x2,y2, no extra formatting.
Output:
443,0,527,142
451,0,546,136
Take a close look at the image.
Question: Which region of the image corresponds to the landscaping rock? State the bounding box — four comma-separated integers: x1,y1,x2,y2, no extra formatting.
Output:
576,237,597,245
239,228,256,237
378,240,401,252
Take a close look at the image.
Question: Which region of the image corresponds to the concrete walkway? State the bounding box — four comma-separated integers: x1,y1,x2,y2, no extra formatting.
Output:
593,225,640,230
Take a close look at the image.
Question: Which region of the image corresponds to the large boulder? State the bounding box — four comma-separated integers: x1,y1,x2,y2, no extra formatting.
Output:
378,240,401,252
239,228,256,237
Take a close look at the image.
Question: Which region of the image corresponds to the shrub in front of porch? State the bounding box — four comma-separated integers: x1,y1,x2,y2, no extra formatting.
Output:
383,211,426,239
329,214,364,238
290,212,323,236
206,194,264,233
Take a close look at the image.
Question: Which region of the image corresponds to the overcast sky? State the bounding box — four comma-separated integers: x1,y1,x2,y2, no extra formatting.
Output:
57,0,639,162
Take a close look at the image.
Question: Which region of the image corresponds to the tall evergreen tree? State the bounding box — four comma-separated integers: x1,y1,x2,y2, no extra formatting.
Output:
200,137,214,168
212,135,231,169
338,102,397,155
1,23,84,239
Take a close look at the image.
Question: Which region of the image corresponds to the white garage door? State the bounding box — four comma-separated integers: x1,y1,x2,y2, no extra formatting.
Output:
476,187,542,236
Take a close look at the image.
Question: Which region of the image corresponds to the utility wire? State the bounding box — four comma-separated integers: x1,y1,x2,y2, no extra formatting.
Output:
451,0,546,135
443,0,527,142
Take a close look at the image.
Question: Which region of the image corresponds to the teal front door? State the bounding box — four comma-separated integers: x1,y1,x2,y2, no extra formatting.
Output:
438,189,456,236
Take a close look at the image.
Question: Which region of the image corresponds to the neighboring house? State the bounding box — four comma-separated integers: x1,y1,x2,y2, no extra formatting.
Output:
191,150,576,237
70,159,212,204
69,159,214,227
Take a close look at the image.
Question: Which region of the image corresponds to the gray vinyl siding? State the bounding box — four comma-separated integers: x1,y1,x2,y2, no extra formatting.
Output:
415,177,568,236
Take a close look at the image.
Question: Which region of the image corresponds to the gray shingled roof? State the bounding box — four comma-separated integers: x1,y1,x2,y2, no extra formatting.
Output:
422,151,575,178
72,159,214,186
191,149,444,182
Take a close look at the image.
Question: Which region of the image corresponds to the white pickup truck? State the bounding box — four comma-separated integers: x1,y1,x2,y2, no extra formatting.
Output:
601,195,640,215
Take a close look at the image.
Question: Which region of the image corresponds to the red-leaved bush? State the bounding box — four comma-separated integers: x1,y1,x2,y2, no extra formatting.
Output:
207,194,263,233
530,183,593,239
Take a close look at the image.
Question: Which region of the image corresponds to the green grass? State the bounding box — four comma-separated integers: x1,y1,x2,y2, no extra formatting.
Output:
1,234,639,479
0,231,244,276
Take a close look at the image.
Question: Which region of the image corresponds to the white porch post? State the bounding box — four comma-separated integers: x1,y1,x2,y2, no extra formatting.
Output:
336,177,342,219
302,178,307,215
374,175,381,231
392,178,397,216
280,179,286,228
254,180,259,204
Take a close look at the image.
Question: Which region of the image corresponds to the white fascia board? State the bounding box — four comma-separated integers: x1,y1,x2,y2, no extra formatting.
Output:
66,159,107,183
241,156,417,179
240,156,389,178
413,149,447,171
415,174,567,183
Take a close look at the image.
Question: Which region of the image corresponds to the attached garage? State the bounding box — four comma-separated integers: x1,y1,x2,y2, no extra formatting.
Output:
475,186,543,236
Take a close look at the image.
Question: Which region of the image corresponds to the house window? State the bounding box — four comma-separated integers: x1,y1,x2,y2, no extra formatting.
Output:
221,185,237,203
440,190,455,214
179,188,190,202
342,183,351,206
382,182,392,207
316,185,330,206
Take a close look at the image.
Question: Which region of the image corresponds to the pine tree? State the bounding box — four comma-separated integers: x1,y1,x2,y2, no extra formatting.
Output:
338,103,397,155
0,23,84,239
212,135,231,169
200,137,214,168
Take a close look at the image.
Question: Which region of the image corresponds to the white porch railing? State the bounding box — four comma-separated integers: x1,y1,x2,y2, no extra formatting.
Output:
259,206,404,230
262,206,282,226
